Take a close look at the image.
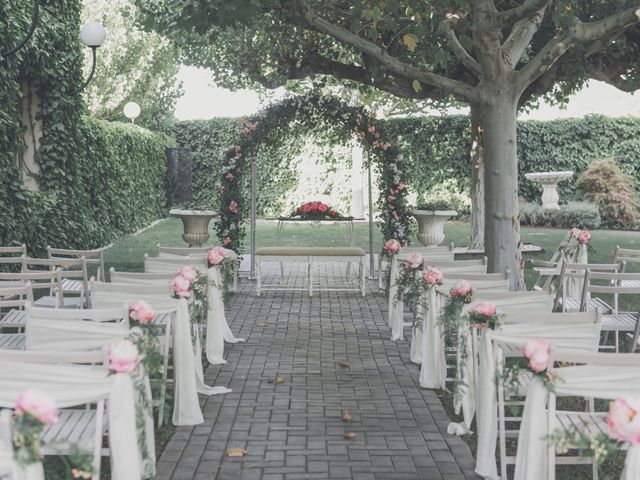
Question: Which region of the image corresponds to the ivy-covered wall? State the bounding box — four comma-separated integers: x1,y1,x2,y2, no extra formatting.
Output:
1,0,170,254
173,114,640,216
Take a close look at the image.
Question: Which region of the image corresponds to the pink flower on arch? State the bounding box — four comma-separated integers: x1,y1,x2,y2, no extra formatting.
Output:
225,173,235,181
222,237,232,246
382,142,391,151
229,200,238,214
15,389,58,425
396,183,406,190
523,339,551,373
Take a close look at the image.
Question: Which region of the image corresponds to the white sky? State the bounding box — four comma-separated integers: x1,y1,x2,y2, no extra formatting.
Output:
175,65,640,121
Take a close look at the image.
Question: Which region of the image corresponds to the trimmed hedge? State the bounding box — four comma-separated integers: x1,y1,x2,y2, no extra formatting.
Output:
173,114,640,218
519,201,602,229
2,118,171,255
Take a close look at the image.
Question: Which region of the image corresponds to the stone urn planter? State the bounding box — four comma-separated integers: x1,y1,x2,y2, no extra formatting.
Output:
412,210,457,247
169,209,218,247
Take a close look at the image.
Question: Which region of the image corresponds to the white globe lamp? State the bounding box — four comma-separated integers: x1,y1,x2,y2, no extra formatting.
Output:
80,22,106,48
124,102,141,123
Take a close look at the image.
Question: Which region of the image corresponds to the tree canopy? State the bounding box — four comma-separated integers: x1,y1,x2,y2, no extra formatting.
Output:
82,0,183,129
135,0,640,288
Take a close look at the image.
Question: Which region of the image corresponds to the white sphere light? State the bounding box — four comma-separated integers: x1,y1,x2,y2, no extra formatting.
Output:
123,102,141,120
80,22,106,48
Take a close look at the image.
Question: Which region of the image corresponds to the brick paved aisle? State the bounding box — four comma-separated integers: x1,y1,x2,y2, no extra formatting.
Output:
157,273,481,480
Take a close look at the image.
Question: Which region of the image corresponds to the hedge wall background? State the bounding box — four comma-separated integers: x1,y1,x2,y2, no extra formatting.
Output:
0,0,170,255
171,114,640,216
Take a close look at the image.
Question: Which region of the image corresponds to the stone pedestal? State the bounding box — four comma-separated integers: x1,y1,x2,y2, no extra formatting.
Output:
524,171,574,210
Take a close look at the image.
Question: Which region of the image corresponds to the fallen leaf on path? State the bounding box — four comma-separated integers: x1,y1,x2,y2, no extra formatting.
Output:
256,322,267,327
342,409,352,422
225,448,247,457
344,432,357,440
337,361,350,369
274,375,285,384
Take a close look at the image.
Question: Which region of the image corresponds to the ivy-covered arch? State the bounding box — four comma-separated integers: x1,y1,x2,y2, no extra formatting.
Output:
215,94,412,255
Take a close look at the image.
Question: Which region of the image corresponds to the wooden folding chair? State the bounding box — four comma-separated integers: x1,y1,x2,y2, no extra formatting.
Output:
24,257,89,308
0,282,33,332
48,246,106,282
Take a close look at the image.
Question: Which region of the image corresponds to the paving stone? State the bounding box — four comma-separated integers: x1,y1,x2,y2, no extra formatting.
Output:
156,264,481,479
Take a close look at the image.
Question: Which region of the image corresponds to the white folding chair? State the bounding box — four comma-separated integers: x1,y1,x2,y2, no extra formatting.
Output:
0,269,63,309
0,282,33,332
24,257,89,309
581,270,640,352
555,262,619,313
378,244,454,290
0,244,25,273
48,246,106,282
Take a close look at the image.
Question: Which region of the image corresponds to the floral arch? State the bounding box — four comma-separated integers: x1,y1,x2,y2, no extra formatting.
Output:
215,94,412,260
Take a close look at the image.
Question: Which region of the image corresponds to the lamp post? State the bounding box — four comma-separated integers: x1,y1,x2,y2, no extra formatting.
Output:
73,21,106,94
2,0,40,57
123,102,141,124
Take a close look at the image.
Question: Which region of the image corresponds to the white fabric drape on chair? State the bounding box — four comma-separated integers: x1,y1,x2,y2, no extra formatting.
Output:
474,323,601,480
0,360,149,480
419,287,446,389
207,266,243,364
515,363,640,480
565,243,588,299
90,288,231,426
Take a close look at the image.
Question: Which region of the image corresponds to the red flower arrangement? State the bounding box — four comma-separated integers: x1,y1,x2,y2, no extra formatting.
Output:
291,201,342,220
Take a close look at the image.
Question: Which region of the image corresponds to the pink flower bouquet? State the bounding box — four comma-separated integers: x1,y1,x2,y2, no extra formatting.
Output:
208,246,226,266
384,239,401,255
405,252,424,270
523,339,551,373
608,398,640,445
468,302,500,328
15,390,58,425
108,339,140,374
172,274,192,298
128,300,155,325
423,267,444,286
450,280,473,303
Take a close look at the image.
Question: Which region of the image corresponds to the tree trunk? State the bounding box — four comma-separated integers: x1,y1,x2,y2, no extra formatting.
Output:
480,89,525,290
468,104,484,251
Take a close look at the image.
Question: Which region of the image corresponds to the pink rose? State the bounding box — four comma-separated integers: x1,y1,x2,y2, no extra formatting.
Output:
473,302,496,317
388,195,397,201
318,204,327,213
179,266,198,282
128,300,155,324
578,230,590,244
229,200,238,214
368,126,375,134
208,247,225,266
451,280,472,298
523,339,551,373
608,398,640,445
569,227,581,238
108,339,140,374
172,275,191,298
222,237,232,246
392,211,400,221
15,389,58,425
384,239,401,254
382,142,391,150
405,252,424,269
225,173,235,181
397,183,406,190
423,267,444,286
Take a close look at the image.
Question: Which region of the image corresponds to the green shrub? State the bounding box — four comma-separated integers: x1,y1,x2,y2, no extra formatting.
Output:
576,159,639,229
519,201,601,229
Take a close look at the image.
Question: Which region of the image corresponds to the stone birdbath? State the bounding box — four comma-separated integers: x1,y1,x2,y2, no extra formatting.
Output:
169,209,218,247
412,209,458,247
524,171,574,210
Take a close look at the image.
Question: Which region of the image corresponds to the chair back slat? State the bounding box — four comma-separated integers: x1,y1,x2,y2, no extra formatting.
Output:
48,246,105,282
0,282,34,309
25,304,128,323
0,244,26,255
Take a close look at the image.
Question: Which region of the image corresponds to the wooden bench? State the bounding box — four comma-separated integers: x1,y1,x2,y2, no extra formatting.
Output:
255,247,366,297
